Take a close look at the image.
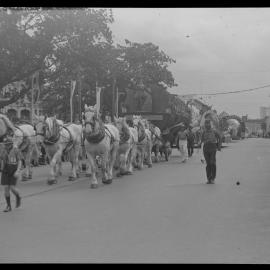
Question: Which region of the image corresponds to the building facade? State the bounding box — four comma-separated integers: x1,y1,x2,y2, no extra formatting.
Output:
245,119,263,135
260,106,270,119
0,95,43,123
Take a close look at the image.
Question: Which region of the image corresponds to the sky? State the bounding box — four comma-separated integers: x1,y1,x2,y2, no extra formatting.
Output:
110,8,270,119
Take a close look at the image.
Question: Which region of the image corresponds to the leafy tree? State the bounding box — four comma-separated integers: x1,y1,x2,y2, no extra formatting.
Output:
40,8,115,116
0,7,114,111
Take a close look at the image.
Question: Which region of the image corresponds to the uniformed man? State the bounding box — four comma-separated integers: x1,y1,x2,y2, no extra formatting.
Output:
199,119,221,184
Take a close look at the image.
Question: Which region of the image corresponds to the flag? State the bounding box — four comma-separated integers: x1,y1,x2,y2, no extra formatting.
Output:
31,71,40,104
70,80,76,100
70,80,76,122
96,85,102,116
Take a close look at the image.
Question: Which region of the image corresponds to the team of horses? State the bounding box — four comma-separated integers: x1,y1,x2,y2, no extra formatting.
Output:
0,108,174,189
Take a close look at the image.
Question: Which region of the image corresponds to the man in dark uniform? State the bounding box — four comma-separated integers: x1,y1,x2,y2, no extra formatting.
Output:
186,126,195,157
199,120,221,184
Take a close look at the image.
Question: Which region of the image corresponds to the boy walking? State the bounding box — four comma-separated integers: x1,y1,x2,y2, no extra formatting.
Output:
0,139,23,212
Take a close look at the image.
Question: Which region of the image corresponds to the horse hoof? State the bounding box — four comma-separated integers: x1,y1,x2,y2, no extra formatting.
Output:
102,179,112,185
21,177,29,182
120,170,129,176
47,179,57,185
90,183,98,189
86,173,92,177
126,171,132,175
116,173,122,177
68,176,76,181
148,164,153,168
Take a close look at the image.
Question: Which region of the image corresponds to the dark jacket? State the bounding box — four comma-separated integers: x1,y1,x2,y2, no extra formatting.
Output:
201,129,221,150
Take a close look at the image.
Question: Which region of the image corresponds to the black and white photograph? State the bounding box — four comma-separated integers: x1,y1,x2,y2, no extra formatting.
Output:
0,7,270,263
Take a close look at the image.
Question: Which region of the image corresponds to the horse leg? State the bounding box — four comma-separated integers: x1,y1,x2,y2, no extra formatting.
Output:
75,151,81,178
114,152,121,177
58,159,62,176
133,150,139,169
55,160,62,177
85,157,92,177
107,143,118,182
87,153,98,189
22,151,32,181
146,143,153,168
156,144,160,163
101,151,111,185
73,145,81,178
48,150,62,185
126,147,134,175
68,150,77,181
138,147,144,170
119,152,127,175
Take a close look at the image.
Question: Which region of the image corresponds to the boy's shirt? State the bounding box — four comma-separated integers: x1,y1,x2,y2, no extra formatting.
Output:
6,148,23,165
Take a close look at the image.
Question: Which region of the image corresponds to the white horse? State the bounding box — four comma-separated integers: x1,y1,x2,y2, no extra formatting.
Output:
132,115,152,170
114,116,138,176
34,115,82,185
149,122,162,163
0,114,37,181
83,105,120,188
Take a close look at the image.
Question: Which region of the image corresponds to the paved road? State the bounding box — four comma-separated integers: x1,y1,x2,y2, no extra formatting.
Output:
1,138,270,263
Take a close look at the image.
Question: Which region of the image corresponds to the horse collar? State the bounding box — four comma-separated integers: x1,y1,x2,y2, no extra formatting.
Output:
138,132,146,142
84,126,105,144
120,129,130,144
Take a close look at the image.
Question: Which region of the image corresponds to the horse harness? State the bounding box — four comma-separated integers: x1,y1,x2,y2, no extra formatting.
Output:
134,123,146,144
41,122,75,154
84,118,116,145
119,128,130,145
14,125,31,153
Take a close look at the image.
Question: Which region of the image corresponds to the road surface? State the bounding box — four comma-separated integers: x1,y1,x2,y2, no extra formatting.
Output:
0,138,270,263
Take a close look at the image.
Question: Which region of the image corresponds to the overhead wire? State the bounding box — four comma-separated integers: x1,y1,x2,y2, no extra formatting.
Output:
180,83,270,97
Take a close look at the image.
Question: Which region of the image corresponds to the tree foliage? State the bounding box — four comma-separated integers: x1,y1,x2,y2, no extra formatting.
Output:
0,7,178,120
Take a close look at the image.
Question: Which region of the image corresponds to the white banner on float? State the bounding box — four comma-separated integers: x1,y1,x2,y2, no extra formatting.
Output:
96,85,102,116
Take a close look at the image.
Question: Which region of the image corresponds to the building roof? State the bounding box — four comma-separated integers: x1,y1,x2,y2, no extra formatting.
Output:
246,119,263,123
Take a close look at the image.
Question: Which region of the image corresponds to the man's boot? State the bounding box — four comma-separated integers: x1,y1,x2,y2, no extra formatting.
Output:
4,196,11,212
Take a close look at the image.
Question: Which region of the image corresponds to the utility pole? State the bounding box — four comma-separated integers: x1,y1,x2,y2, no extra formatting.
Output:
115,86,119,118
77,66,83,124
31,86,34,124
78,75,82,124
111,77,116,120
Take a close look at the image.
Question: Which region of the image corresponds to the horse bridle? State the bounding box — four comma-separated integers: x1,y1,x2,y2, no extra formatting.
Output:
84,114,98,131
34,121,47,137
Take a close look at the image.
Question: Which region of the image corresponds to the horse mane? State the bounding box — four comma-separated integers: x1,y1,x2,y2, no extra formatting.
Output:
0,114,16,132
119,118,130,142
46,117,60,138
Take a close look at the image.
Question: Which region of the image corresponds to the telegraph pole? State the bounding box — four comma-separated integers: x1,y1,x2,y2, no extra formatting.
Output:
77,66,83,123
31,86,34,124
111,77,116,120
115,86,119,118
78,75,82,123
